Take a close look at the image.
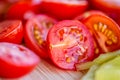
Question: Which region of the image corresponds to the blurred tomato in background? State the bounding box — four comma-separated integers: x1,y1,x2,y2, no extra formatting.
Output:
40,0,88,20
90,0,120,25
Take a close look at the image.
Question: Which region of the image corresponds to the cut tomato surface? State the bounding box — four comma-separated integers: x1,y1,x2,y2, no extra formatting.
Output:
80,13,120,57
0,20,23,44
0,42,40,78
47,20,94,70
24,14,57,58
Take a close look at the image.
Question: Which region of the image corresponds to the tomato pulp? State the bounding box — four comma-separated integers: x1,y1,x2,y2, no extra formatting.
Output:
24,14,57,58
47,20,94,70
79,12,120,57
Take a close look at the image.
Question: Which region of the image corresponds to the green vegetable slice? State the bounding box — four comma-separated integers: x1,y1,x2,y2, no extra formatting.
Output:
81,65,99,80
95,56,120,80
76,50,120,71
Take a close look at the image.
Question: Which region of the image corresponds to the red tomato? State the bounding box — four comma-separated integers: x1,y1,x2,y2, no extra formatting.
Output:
24,14,57,58
5,1,41,21
75,10,106,21
79,11,120,57
5,0,41,4
47,20,94,70
91,0,120,13
0,42,40,78
40,0,88,20
0,1,10,21
0,20,23,44
6,2,32,20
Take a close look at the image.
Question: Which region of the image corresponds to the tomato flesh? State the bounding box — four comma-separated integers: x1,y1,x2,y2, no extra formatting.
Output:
0,20,23,44
0,42,40,78
47,20,94,70
81,13,120,56
24,14,57,58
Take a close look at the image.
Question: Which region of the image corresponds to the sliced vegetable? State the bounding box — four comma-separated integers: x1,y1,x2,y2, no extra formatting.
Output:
77,11,120,57
95,56,120,80
24,14,57,58
0,42,40,78
76,50,120,71
0,20,23,44
79,50,120,80
47,20,94,70
81,65,99,80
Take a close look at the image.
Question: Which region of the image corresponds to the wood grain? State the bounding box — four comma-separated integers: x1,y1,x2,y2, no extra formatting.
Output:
0,59,83,80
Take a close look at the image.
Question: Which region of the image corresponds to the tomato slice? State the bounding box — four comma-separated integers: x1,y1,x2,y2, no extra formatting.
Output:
79,12,120,56
24,14,57,58
0,42,40,78
41,0,88,20
47,20,94,70
0,20,23,44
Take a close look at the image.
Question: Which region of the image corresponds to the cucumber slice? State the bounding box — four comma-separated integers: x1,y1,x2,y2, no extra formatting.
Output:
81,65,99,80
76,50,120,70
93,50,120,65
95,56,120,80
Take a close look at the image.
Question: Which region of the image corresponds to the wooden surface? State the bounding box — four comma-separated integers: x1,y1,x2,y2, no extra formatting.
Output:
0,59,83,80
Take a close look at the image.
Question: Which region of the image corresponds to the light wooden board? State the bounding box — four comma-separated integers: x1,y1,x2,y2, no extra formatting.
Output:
0,59,83,80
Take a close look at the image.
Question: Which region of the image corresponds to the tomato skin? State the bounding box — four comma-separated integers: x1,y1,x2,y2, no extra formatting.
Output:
79,12,120,56
0,20,23,44
6,2,32,20
47,20,94,70
0,1,10,21
0,42,40,78
91,0,120,13
75,11,108,57
75,10,106,22
24,14,57,58
5,1,41,22
40,0,88,20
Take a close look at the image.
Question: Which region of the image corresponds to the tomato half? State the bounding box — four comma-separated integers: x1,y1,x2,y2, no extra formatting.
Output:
0,42,40,78
40,0,88,20
24,14,57,58
47,20,94,70
80,12,120,56
0,20,23,44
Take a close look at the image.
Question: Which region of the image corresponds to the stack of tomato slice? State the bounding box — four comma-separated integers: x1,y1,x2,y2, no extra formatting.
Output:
0,0,120,79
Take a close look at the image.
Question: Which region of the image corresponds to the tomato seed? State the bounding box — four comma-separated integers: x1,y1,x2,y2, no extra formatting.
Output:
66,57,71,63
93,24,98,31
95,48,99,54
